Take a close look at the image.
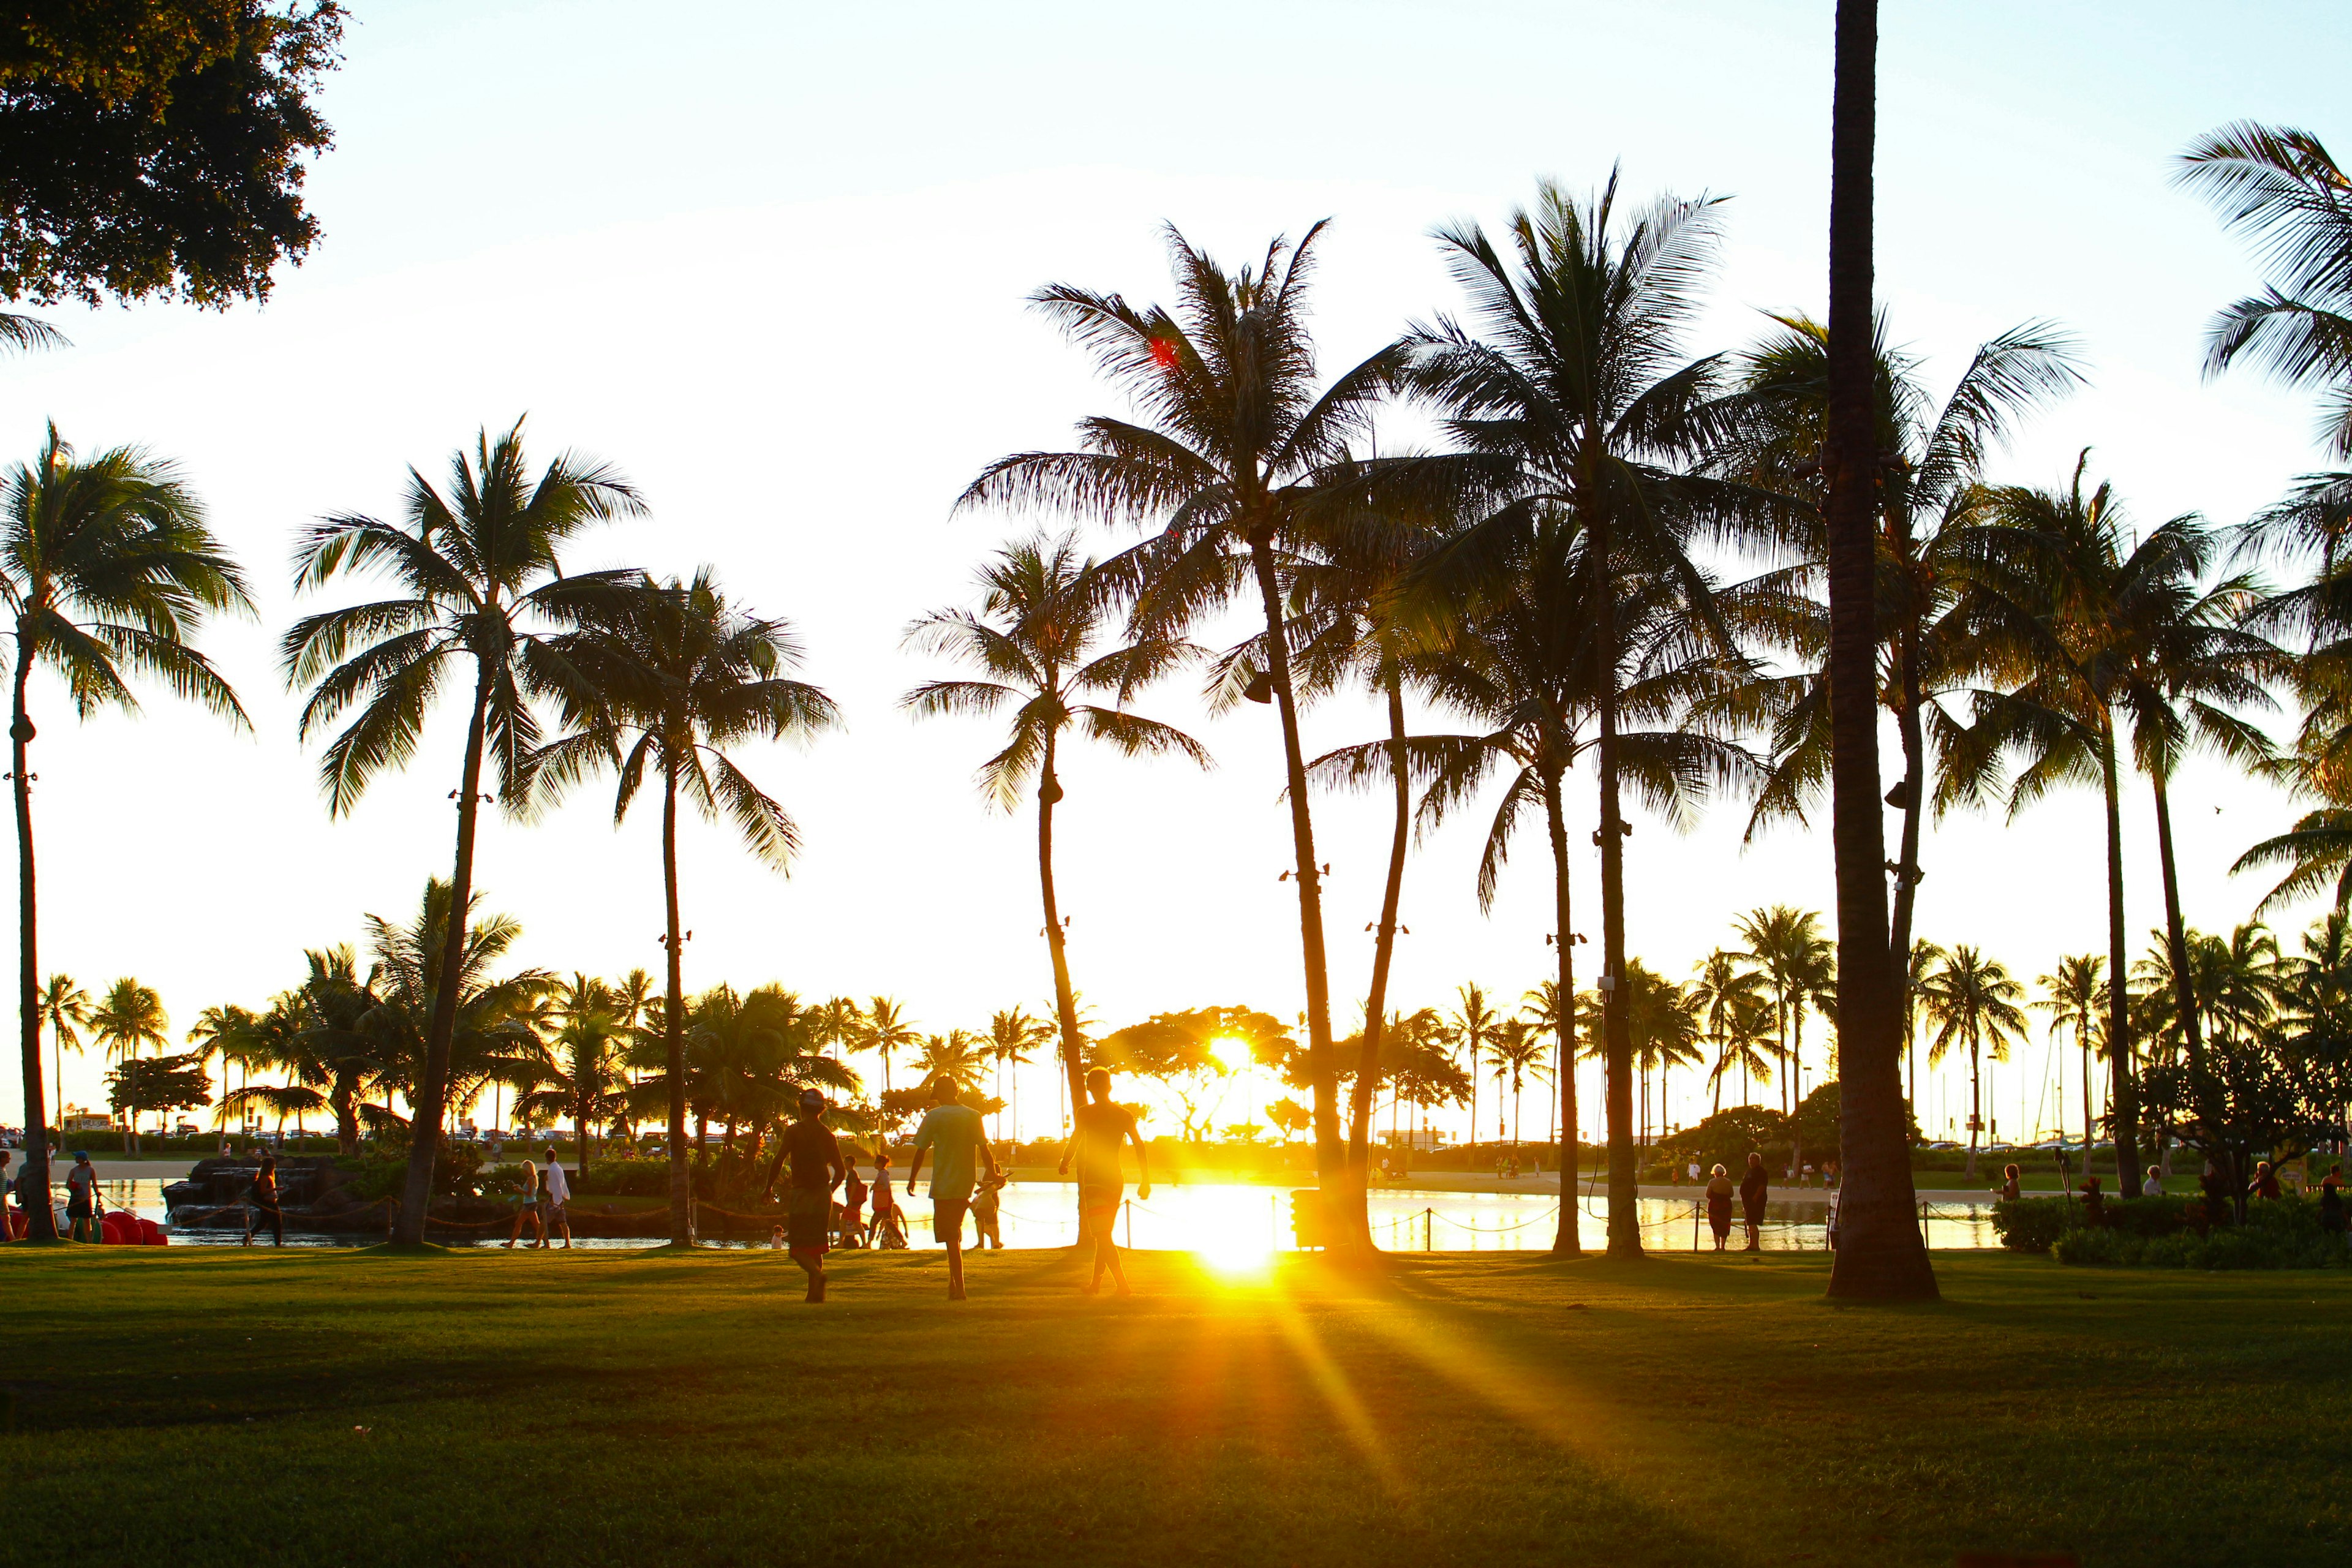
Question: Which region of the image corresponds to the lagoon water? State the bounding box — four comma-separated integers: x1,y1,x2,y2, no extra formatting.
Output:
91,1176,2000,1254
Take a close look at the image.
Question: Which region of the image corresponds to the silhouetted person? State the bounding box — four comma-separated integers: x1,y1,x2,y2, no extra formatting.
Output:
1997,1163,2022,1203
2321,1163,2346,1240
2200,1160,2233,1227
65,1150,99,1242
241,1148,281,1247
1060,1067,1153,1295
2251,1159,2283,1201
1705,1163,1733,1251
2081,1174,2105,1226
1738,1152,1768,1251
783,1088,846,1302
907,1076,997,1300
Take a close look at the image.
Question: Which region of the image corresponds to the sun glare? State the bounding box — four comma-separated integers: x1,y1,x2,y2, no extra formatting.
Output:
1211,1035,1253,1072
1196,1234,1275,1278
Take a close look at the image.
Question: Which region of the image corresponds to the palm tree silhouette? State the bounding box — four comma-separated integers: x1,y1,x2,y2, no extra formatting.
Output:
3,428,249,1237
1398,175,1782,1256
286,420,641,1245
1689,950,1772,1115
905,532,1206,1142
1447,984,1500,1151
532,570,840,1246
1918,946,2028,1180
35,973,88,1146
986,1006,1053,1142
90,978,168,1151
2036,954,2105,1176
960,224,1405,1200
861,997,918,1099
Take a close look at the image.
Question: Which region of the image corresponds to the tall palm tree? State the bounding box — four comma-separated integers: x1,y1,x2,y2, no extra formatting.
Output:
1622,959,1701,1147
89,976,167,1151
959,223,1406,1199
1399,175,1785,1256
34,972,88,1144
532,570,840,1246
1447,984,1499,1149
986,1006,1053,1142
285,420,641,1246
1818,0,1936,1298
1485,1019,1550,1147
905,533,1207,1143
1733,906,1830,1115
1689,950,1772,1115
1917,946,2028,1180
3,428,249,1238
2036,955,2105,1175
1948,462,2275,1196
1899,938,1945,1123
861,997,917,1098
1725,311,2080,969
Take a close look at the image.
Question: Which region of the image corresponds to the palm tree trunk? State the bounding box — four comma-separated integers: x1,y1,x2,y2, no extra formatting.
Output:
1966,1031,1980,1180
1547,768,1580,1255
393,661,495,1248
1821,0,1934,1299
1037,741,1086,1127
662,752,690,1246
1246,538,1341,1192
2148,767,2204,1075
2098,715,2141,1193
10,639,55,1240
1593,541,1640,1259
1345,677,1412,1251
2081,1030,2094,1186
1888,628,1927,965
334,1071,357,1156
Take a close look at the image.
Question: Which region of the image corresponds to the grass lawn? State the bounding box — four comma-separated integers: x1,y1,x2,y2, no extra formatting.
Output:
2,1243,2345,1567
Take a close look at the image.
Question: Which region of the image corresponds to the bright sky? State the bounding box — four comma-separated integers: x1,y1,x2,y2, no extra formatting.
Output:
5,1,2348,1150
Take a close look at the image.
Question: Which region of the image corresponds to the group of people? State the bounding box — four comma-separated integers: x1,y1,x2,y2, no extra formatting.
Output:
765,1068,1151,1303
2,1144,285,1245
1701,1153,1776,1251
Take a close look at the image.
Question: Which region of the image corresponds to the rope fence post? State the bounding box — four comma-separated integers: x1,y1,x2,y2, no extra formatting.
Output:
1425,1206,1432,1251
1691,1197,1700,1252
1123,1197,1132,1251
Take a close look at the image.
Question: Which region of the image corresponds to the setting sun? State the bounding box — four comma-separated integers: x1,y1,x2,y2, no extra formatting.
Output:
1211,1035,1254,1072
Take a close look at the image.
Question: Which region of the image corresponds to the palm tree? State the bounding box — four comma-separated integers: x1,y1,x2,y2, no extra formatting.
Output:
519,990,630,1172
532,570,840,1246
1918,946,2028,1180
2037,955,2105,1177
1726,311,2080,970
1899,938,1945,1122
34,973,88,1143
861,997,917,1099
911,1030,990,1100
986,1006,1053,1141
1817,0,1936,1299
1689,950,1772,1114
285,420,641,1246
89,977,168,1151
1621,960,1701,1148
905,533,1207,1145
1948,462,2275,1197
1398,175,1785,1256
959,223,1406,1199
3,428,249,1239
1485,1019,1551,1146
1447,984,1500,1150
1733,906,1830,1115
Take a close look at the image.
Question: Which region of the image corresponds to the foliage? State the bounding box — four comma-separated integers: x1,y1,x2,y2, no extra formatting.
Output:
0,1,345,307
332,1139,491,1202
2054,1197,2352,1268
576,1157,673,1198
1657,1104,1792,1175
1989,1197,2071,1253
104,1050,211,1117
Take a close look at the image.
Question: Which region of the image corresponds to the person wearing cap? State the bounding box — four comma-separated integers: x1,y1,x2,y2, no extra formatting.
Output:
906,1075,997,1301
64,1150,99,1242
782,1088,846,1302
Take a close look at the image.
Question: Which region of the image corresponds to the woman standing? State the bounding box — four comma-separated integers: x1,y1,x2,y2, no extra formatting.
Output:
1705,1163,1734,1251
64,1151,99,1242
1738,1152,1770,1253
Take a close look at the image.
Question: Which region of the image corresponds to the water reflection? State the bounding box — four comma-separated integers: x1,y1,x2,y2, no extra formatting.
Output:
92,1177,1997,1254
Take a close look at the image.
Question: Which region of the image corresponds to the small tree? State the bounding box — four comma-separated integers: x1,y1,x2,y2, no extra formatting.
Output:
106,1051,212,1132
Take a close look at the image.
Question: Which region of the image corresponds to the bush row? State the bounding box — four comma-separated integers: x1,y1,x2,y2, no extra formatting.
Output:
1992,1193,2352,1269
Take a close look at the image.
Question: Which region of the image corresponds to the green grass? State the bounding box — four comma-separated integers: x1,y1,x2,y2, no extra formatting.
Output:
2,1244,2346,1567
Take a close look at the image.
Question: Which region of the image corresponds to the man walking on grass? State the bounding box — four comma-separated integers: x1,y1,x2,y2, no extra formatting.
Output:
541,1145,574,1250
1060,1068,1152,1296
783,1089,846,1302
906,1076,997,1301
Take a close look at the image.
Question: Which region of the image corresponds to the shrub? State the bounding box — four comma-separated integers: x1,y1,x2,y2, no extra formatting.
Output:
333,1141,494,1202
1991,1197,2071,1253
2052,1200,2352,1270
578,1158,673,1197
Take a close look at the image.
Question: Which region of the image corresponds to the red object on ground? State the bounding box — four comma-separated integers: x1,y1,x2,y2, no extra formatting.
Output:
100,1210,138,1245
6,1209,23,1240
138,1216,167,1245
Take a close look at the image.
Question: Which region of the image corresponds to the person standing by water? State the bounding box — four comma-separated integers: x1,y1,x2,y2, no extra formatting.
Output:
64,1151,99,1242
1704,1163,1733,1251
835,1154,869,1249
241,1148,282,1248
1060,1068,1153,1296
1738,1152,1768,1253
541,1145,573,1250
783,1089,846,1303
907,1077,998,1301
501,1159,545,1249
1996,1164,2022,1203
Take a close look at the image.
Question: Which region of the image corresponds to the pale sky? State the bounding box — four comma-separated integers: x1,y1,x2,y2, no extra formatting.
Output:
6,1,2348,1148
